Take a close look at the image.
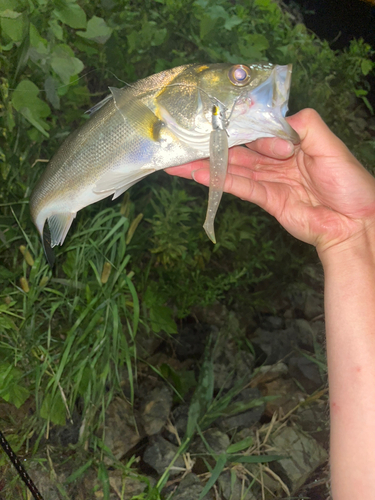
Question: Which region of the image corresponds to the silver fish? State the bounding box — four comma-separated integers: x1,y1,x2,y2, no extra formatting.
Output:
30,63,299,265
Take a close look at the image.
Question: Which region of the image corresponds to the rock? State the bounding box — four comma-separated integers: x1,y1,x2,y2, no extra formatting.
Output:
192,428,230,456
245,464,284,500
310,319,325,339
170,404,189,443
140,384,172,435
49,414,80,447
251,328,291,364
135,327,165,359
143,436,185,476
285,286,324,320
191,302,230,328
108,470,150,499
30,469,63,500
218,470,257,500
288,355,324,393
270,425,328,493
250,362,289,387
301,264,324,288
101,397,141,463
212,314,254,390
251,319,315,364
217,388,264,432
260,316,284,331
170,473,211,499
172,322,213,360
287,319,315,350
260,378,305,417
213,346,254,391
297,404,330,447
303,290,324,320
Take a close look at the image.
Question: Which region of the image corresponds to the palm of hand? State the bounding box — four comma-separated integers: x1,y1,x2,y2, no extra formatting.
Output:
229,144,375,251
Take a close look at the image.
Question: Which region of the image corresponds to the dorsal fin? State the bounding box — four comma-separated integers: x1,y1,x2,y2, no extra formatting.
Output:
85,94,113,115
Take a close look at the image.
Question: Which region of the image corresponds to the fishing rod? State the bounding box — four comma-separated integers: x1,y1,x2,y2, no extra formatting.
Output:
0,429,44,500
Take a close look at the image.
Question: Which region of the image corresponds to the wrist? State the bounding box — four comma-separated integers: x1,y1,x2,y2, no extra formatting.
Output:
317,222,375,272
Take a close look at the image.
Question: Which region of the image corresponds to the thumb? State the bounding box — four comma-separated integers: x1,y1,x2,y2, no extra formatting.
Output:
286,108,356,161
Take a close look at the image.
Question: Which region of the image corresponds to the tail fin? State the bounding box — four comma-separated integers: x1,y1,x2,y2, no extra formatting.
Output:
42,224,55,267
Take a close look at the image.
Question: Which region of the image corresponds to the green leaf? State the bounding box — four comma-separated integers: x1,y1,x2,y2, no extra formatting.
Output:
65,459,94,484
186,350,214,438
11,79,51,137
239,33,269,60
0,12,24,41
51,44,84,84
53,2,86,29
362,96,374,115
149,304,177,334
44,76,60,109
0,363,30,409
77,16,113,44
40,392,66,425
199,15,216,39
0,265,14,280
361,59,373,76
0,9,21,18
29,23,48,54
227,454,283,463
151,27,167,46
98,462,110,499
198,454,227,500
226,436,254,454
48,19,64,40
224,15,242,30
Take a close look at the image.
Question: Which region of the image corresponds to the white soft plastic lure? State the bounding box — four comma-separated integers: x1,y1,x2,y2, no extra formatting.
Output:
203,103,229,243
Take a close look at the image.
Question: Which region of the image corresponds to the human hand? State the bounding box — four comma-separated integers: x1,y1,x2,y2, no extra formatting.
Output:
167,109,375,257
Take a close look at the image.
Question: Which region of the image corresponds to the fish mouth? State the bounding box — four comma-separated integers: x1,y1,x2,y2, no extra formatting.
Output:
271,64,300,144
228,64,300,146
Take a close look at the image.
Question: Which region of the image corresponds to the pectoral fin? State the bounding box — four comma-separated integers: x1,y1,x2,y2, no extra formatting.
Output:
109,87,161,130
94,168,156,199
203,129,228,244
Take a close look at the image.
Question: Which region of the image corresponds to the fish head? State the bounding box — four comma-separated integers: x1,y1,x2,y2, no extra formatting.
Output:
156,63,299,146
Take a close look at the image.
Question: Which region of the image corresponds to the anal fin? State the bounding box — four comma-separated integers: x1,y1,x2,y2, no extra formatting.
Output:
48,213,76,247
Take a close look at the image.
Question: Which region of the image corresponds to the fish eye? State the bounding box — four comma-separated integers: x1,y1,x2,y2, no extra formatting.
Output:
228,65,251,86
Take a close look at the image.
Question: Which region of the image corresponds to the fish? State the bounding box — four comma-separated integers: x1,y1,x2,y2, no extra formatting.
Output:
30,63,299,265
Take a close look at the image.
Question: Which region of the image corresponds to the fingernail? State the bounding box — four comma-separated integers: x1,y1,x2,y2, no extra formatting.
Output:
272,139,294,157
191,170,197,181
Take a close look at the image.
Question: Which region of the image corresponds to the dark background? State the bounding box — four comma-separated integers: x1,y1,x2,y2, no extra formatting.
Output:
285,0,375,106
286,0,375,49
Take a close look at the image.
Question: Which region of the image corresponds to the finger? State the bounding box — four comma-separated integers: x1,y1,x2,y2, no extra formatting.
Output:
286,108,358,161
228,145,287,167
245,137,295,159
165,159,209,179
166,145,285,180
192,168,274,213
